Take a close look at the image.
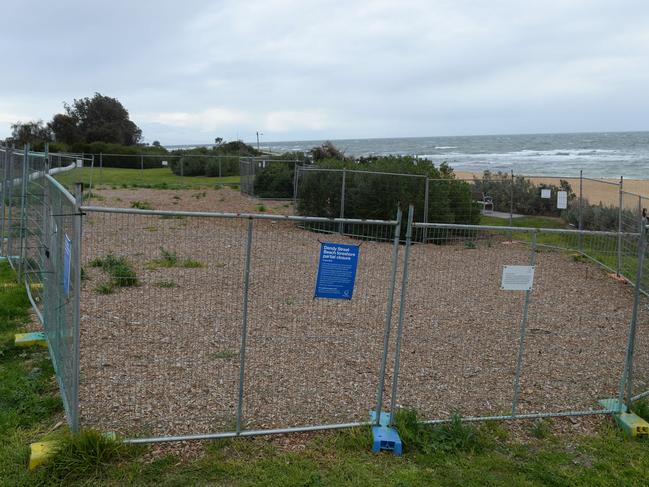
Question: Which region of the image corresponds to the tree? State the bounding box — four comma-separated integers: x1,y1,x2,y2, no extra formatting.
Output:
152,140,161,147
48,114,79,145
49,93,142,145
9,120,52,147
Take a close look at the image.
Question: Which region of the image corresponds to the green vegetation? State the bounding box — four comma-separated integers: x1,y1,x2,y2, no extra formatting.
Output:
213,350,238,360
297,156,480,231
3,262,649,485
169,155,240,177
89,254,139,288
54,167,240,190
474,171,576,217
480,214,568,229
130,200,153,210
147,248,204,270
153,280,177,289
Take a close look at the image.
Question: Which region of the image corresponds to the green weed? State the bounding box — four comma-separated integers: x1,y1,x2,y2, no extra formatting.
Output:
131,200,153,210
213,350,237,360
39,431,135,484
95,282,115,294
531,419,552,439
180,259,204,268
89,254,139,287
631,399,649,422
153,280,177,288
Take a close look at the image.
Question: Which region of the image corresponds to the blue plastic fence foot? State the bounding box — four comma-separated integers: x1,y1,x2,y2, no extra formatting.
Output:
370,410,402,455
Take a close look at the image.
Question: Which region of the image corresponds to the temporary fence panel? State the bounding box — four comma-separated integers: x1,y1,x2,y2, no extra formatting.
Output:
41,175,81,431
392,222,638,423
239,158,302,199
79,207,401,441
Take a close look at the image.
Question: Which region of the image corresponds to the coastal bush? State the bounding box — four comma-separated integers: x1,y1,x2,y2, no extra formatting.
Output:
472,171,576,216
253,163,295,198
562,198,636,231
296,156,479,229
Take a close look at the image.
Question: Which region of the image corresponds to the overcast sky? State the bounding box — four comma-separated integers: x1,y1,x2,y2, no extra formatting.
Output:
1,0,648,144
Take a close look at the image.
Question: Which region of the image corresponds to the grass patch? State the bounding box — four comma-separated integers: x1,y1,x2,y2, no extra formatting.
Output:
37,430,135,484
631,398,649,422
480,214,568,229
153,280,177,289
147,248,204,270
55,167,240,190
131,200,153,210
89,254,139,287
213,350,237,360
160,214,185,220
256,204,267,212
94,282,115,294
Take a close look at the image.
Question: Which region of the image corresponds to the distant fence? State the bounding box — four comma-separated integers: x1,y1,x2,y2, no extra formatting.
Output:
2,145,648,445
0,145,81,431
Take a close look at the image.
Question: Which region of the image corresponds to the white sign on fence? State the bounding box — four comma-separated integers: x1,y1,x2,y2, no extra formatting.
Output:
557,191,568,209
501,265,535,291
541,188,551,199
162,160,168,167
76,159,83,168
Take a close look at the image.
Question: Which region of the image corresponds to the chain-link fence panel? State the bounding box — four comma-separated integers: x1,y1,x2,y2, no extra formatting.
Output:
42,176,81,431
392,223,635,423
79,207,400,440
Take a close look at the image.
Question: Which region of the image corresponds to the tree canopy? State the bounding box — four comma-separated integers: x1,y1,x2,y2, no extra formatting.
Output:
49,93,142,145
9,120,52,147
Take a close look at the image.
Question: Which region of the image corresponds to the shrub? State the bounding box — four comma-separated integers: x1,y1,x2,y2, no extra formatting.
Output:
296,156,479,228
90,254,138,287
130,200,153,210
472,171,576,217
562,198,635,231
254,163,296,198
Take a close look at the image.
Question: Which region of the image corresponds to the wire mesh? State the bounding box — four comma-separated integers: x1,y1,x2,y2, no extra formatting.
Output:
393,223,636,421
79,209,400,438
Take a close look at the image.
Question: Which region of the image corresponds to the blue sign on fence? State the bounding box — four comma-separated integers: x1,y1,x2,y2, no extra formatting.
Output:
63,234,71,296
314,242,360,300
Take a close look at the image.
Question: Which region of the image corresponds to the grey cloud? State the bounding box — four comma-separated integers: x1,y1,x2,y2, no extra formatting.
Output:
1,0,648,142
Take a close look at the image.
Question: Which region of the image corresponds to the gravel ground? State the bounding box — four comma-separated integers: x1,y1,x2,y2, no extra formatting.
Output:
76,187,645,439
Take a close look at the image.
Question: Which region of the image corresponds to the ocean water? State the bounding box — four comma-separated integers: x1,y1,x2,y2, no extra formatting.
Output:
260,131,649,179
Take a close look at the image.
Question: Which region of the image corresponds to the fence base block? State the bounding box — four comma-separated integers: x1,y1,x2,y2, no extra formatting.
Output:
14,332,48,348
598,399,649,438
29,441,57,470
369,411,402,455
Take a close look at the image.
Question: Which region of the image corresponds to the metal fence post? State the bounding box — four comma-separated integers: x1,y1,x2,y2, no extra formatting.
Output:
0,147,7,257
511,231,537,416
18,145,29,283
140,154,144,177
578,170,584,252
180,158,184,177
388,205,414,424
509,170,514,241
339,168,346,234
618,221,647,411
423,176,429,243
617,176,623,276
293,164,299,207
99,152,103,185
6,146,14,264
236,218,254,434
71,182,84,432
219,159,222,178
509,170,514,227
374,208,402,424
